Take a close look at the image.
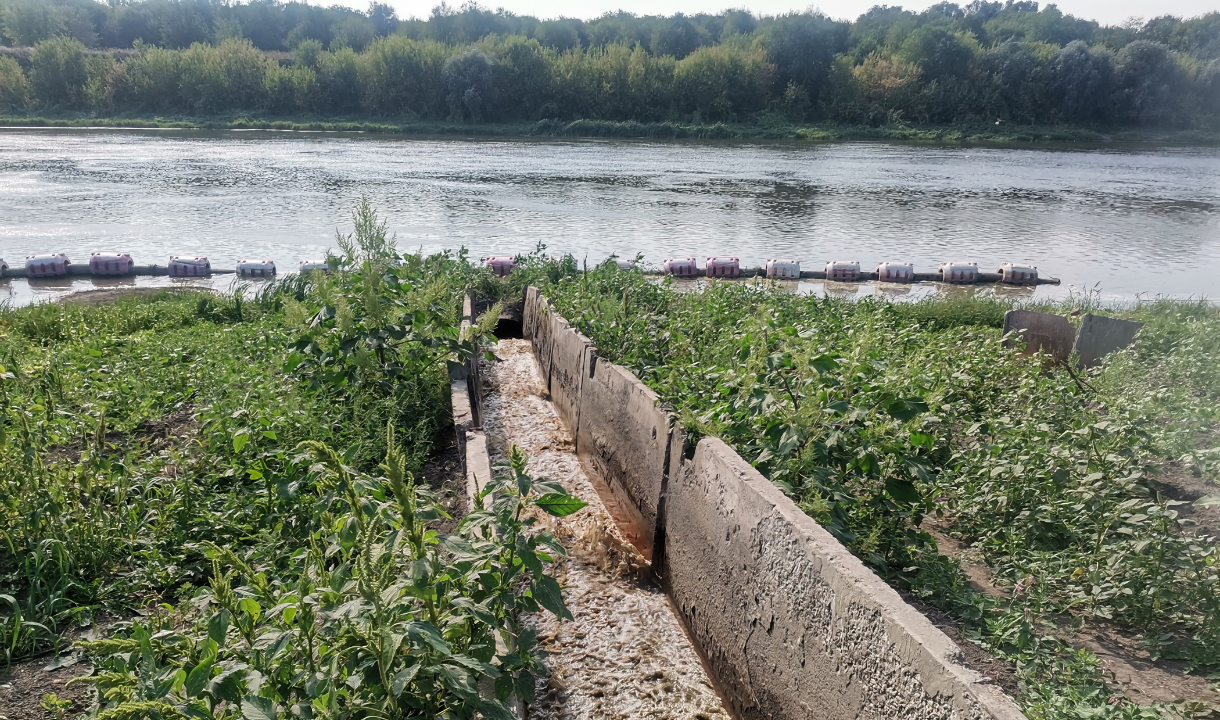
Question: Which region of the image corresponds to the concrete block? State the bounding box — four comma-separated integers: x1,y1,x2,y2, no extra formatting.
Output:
576,357,671,550
663,437,1026,720
464,429,493,511
531,294,555,386
522,286,538,340
547,313,594,442
1074,313,1143,368
1002,310,1075,363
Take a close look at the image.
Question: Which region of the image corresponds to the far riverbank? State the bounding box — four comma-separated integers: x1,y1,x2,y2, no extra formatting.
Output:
5,112,1220,146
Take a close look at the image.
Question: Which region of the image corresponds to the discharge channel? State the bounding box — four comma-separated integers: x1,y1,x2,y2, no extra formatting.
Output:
479,338,732,720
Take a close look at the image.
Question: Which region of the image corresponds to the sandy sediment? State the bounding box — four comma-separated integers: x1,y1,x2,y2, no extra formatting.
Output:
480,339,730,720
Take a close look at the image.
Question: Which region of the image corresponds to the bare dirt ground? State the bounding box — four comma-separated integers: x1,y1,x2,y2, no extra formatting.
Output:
925,518,1220,710
481,339,731,720
0,656,92,720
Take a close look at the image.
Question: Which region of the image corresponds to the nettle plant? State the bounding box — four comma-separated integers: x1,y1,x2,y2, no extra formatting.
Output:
285,199,488,395
75,440,585,719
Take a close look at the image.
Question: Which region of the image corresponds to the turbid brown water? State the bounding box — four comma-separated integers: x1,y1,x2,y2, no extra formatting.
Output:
1,128,1218,305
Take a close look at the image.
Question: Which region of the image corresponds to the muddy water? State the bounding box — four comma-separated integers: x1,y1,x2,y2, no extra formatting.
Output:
2,128,1219,305
480,339,731,720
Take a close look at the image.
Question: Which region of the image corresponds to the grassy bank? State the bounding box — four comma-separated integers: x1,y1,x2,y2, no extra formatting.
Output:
0,205,585,719
4,112,1219,146
529,261,1220,719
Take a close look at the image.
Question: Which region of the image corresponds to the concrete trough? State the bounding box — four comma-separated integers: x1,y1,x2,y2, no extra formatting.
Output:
522,286,1027,720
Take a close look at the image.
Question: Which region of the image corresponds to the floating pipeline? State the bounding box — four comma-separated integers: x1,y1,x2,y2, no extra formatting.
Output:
1,253,1061,286
642,266,1062,285
0,264,238,278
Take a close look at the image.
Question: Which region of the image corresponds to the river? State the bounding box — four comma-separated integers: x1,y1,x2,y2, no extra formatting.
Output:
1,128,1217,305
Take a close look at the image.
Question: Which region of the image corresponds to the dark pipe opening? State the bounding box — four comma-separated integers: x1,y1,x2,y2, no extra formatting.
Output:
494,317,523,339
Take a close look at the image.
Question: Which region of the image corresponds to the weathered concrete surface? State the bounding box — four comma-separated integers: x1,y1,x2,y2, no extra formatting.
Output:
547,313,594,446
531,293,557,389
664,437,1026,720
522,286,539,340
1002,310,1076,363
1075,313,1143,368
575,357,671,549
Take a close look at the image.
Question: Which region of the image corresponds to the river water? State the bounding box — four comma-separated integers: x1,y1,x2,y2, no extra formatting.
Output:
1,128,1218,305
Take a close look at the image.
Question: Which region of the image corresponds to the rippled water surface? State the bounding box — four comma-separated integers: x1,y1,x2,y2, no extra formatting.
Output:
1,128,1218,303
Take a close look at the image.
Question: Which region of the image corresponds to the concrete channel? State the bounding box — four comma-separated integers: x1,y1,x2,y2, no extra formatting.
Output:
452,290,1028,720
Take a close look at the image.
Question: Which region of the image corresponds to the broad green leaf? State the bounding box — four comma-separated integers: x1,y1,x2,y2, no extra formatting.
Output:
885,476,921,505
532,575,572,620
1195,495,1220,507
390,664,420,697
233,432,250,453
534,493,588,518
207,610,230,648
241,694,278,720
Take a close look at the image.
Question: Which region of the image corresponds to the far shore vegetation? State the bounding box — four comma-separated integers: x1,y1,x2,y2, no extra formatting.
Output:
0,1,1217,142
4,112,1220,146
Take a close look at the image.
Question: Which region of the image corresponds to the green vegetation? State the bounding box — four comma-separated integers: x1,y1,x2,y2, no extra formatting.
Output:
535,263,1220,719
0,203,587,718
0,2,1218,131
7,112,1220,146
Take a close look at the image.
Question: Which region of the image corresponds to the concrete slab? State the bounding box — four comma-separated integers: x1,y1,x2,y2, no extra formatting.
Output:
547,313,594,443
576,357,672,549
662,437,1026,720
1002,310,1076,363
531,294,555,387
1075,313,1143,368
522,286,538,340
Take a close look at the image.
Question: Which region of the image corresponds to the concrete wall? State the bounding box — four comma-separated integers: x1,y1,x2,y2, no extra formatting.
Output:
520,286,1027,720
666,438,1023,720
576,357,672,550
547,313,593,441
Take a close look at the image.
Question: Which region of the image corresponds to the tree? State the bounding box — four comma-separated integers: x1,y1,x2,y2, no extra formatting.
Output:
1049,40,1113,122
899,25,977,82
331,15,375,52
0,55,28,109
650,14,703,59
761,12,849,112
368,2,397,36
1114,40,1181,124
29,35,88,107
442,47,496,121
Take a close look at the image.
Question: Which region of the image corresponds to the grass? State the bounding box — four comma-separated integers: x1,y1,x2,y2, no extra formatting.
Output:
3,112,1219,146
534,261,1220,719
0,204,583,718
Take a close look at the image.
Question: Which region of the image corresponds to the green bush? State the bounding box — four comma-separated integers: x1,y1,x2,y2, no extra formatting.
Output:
0,55,27,109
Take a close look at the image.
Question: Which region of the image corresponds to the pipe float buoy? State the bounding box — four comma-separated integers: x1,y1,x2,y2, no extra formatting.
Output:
662,258,698,277
765,258,801,280
169,256,211,277
485,256,517,276
26,254,71,278
876,262,915,283
705,257,740,278
0,258,8,277
998,263,1038,285
615,259,636,270
90,252,134,276
825,260,861,282
299,260,331,274
237,259,276,278
940,261,979,284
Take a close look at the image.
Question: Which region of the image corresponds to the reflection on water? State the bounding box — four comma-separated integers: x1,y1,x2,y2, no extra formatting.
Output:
0,128,1218,305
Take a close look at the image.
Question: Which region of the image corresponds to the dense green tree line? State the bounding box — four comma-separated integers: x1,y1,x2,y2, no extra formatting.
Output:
0,1,1217,127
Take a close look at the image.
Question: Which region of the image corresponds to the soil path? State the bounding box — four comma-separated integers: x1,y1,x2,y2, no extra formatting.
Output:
481,339,730,720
